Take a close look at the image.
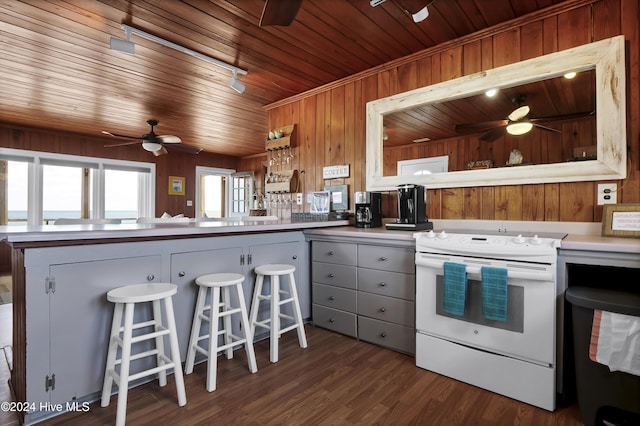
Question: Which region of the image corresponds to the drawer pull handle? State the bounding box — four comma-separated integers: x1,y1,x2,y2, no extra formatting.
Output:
329,296,335,300
379,282,386,287
328,251,335,256
379,307,386,312
147,274,155,281
328,273,335,278
380,332,387,338
292,255,297,260
178,271,186,277
329,318,335,323
380,257,388,261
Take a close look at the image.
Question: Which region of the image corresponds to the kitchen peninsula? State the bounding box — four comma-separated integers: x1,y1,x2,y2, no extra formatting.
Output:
0,218,347,425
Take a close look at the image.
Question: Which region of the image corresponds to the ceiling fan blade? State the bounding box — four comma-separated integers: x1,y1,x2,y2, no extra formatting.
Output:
164,143,203,154
533,123,562,133
153,146,169,157
479,126,506,143
454,120,508,134
157,135,182,144
530,110,595,123
104,140,141,148
101,130,140,139
259,0,303,26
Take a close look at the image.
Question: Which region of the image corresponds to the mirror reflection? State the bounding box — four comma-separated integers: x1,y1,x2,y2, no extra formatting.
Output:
382,70,596,176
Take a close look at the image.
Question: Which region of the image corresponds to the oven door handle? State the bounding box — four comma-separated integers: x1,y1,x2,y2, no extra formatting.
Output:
415,258,553,282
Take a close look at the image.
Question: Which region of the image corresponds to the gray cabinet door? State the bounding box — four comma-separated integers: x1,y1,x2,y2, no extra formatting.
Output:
171,247,244,359
49,255,163,405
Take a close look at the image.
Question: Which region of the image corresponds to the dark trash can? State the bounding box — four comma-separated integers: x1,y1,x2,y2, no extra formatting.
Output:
565,287,640,426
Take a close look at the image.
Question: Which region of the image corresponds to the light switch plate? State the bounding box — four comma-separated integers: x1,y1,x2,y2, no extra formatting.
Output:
597,183,617,205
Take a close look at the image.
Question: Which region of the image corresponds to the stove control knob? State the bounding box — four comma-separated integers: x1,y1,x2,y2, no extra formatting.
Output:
438,231,448,239
530,235,542,245
513,234,526,244
425,230,436,238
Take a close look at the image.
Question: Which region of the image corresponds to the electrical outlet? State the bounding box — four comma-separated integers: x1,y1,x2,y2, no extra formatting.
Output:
597,183,617,205
296,193,303,205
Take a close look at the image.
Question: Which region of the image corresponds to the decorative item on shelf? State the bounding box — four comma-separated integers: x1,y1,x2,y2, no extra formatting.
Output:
507,149,523,166
466,160,493,170
571,145,597,161
265,124,296,151
265,169,298,193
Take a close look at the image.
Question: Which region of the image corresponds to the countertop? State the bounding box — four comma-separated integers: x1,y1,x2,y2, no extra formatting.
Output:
0,219,350,244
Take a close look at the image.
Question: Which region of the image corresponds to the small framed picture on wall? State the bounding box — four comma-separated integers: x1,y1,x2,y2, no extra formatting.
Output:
169,176,185,195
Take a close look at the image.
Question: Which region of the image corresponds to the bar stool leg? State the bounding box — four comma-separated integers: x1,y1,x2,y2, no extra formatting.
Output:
270,275,280,363
235,283,257,373
222,285,233,360
115,302,135,426
152,299,168,387
163,296,186,406
101,302,123,407
206,286,221,392
249,274,264,340
185,286,206,375
287,272,308,348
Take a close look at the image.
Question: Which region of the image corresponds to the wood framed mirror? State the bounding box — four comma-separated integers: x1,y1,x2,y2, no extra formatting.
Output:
366,35,626,191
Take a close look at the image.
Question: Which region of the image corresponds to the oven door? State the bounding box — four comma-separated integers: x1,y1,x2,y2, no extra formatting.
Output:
415,252,556,366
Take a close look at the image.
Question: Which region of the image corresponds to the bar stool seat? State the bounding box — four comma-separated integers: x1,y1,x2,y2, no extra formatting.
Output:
184,273,257,392
249,264,307,363
101,283,186,426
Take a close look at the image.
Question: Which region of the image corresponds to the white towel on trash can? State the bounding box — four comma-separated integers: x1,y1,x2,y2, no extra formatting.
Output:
590,309,640,376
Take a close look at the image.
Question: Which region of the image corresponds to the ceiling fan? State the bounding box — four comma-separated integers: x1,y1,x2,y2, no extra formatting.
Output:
102,119,202,156
454,95,593,143
259,0,431,27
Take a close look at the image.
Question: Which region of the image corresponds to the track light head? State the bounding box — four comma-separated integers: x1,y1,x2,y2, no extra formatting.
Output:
110,37,135,54
228,72,246,94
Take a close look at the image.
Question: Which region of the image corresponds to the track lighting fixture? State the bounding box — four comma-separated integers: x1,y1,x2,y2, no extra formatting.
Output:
110,24,248,94
228,71,246,94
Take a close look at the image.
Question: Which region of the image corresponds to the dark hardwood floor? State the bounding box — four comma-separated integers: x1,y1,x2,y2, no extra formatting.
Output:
22,324,584,426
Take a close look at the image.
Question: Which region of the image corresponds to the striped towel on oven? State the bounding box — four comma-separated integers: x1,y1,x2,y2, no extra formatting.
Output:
481,266,508,322
443,262,467,316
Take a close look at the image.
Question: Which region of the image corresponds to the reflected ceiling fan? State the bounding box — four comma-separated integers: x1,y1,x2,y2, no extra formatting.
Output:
454,95,593,143
102,119,202,156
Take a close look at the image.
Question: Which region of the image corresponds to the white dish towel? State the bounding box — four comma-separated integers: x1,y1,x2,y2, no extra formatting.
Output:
590,309,640,376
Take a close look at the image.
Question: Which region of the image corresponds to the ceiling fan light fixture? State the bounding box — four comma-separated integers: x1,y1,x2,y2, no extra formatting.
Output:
506,121,533,136
142,141,163,152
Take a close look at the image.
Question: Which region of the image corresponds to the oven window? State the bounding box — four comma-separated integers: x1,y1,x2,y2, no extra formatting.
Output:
435,276,524,333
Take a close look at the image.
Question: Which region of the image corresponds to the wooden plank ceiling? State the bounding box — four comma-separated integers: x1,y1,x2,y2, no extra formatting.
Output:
0,0,568,158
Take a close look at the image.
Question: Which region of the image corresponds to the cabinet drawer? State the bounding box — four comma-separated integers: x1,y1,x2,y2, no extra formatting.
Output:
313,304,357,338
358,268,415,301
358,245,414,273
358,316,415,354
312,261,357,289
312,283,356,312
312,241,357,266
357,292,414,327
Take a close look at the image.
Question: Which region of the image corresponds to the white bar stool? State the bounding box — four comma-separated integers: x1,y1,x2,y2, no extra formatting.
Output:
249,264,307,363
184,273,257,392
101,283,186,426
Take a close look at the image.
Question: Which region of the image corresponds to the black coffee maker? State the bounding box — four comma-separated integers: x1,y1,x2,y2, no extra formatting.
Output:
354,191,382,228
385,184,433,231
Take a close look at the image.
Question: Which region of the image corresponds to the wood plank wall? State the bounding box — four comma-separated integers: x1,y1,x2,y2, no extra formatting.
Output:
249,0,640,222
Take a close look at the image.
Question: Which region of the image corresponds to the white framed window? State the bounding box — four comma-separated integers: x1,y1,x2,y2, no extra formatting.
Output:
0,148,155,225
195,166,253,218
